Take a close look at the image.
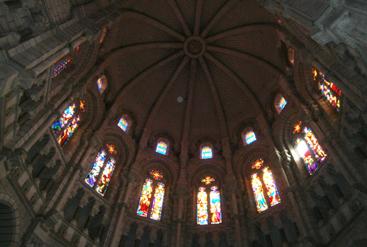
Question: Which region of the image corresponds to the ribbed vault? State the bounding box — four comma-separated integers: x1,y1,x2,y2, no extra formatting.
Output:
101,0,286,153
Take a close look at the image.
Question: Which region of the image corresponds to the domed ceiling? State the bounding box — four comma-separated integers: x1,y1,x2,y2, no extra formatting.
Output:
100,0,286,151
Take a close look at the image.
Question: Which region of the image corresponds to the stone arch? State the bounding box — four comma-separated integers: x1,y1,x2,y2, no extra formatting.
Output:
0,194,20,246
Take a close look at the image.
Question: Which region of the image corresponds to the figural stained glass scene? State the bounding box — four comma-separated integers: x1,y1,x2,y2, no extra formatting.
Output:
197,176,222,225
3,0,363,245
137,170,166,221
293,121,327,175
51,100,86,146
312,67,342,111
250,159,281,213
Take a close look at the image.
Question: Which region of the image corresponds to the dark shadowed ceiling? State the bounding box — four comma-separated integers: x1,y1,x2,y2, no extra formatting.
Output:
99,0,286,152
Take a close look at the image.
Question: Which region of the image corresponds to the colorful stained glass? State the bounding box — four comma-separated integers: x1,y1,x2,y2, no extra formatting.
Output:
137,179,154,217
156,141,168,155
201,176,215,185
85,149,107,187
150,182,165,221
209,186,222,224
85,145,117,196
137,170,166,221
243,130,257,145
275,95,287,114
197,187,209,225
150,170,163,181
252,159,264,170
51,100,85,146
312,67,342,111
97,75,108,94
262,167,281,207
294,123,327,175
201,146,213,159
251,173,268,213
117,116,129,132
95,158,116,196
51,56,73,78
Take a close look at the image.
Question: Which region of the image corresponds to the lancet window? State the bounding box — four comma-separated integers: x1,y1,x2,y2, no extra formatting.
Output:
51,100,86,146
201,145,213,159
137,170,166,221
117,115,129,132
274,94,287,114
96,74,108,94
51,55,73,78
242,129,257,145
249,159,281,213
85,144,118,196
312,67,342,111
196,176,222,225
293,121,327,175
156,139,169,155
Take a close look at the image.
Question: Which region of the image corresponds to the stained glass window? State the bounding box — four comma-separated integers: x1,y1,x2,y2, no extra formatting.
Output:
137,170,166,221
97,75,108,94
197,176,222,225
117,115,129,132
249,159,281,213
293,121,327,175
51,100,86,146
85,144,117,196
156,140,168,155
201,145,213,159
312,67,342,111
288,47,295,65
98,26,108,45
242,130,257,145
51,55,73,78
275,94,287,114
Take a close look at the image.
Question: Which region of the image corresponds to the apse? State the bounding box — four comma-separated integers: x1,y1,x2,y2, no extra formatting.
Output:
0,0,366,246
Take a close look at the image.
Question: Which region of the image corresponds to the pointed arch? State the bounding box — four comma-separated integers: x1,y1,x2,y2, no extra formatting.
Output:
51,99,86,146
85,144,118,196
248,159,281,213
292,121,327,175
137,169,166,221
196,175,222,225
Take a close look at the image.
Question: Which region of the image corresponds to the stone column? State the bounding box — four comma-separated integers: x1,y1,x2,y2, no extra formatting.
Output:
109,169,138,247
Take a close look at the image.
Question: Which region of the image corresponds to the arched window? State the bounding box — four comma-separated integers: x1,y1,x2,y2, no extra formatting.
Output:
249,159,281,213
312,66,342,111
156,140,168,155
137,170,166,221
274,94,287,114
51,55,73,78
200,145,213,159
85,144,118,196
242,129,257,145
51,100,86,146
293,121,327,175
288,47,295,65
96,74,108,94
197,176,222,225
98,26,109,45
117,115,129,132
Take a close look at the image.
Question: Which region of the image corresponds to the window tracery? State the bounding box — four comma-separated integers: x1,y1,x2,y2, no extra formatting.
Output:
249,159,281,213
312,66,342,111
196,176,222,225
137,170,166,221
85,144,118,196
293,121,327,175
51,100,86,146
